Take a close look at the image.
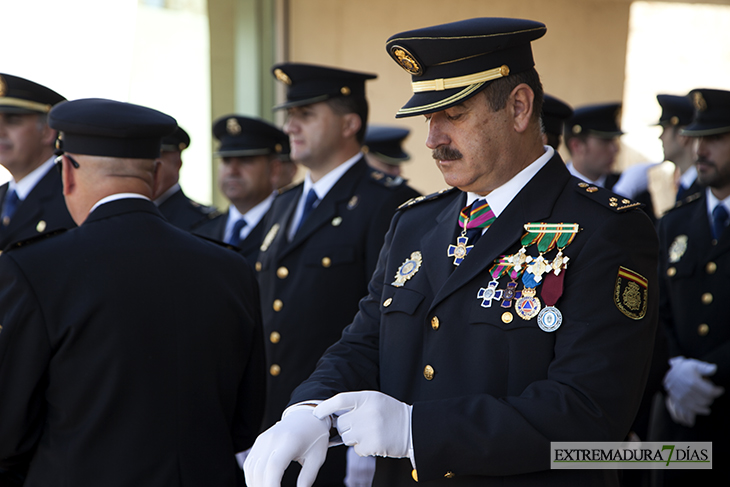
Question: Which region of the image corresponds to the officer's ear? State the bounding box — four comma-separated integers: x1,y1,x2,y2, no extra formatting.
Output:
151,160,163,199
341,112,362,140
510,83,535,134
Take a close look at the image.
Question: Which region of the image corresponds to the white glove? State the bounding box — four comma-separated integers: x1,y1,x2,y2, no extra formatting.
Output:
244,405,331,487
236,448,250,470
663,356,724,427
344,446,376,487
314,391,412,459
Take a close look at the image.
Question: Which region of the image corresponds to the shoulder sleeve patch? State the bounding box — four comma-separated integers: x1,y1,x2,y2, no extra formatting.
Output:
5,228,67,251
614,266,649,320
574,181,642,213
397,187,458,210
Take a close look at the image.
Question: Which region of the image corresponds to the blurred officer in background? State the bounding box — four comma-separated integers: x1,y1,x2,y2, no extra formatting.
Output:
541,94,572,151
363,125,411,178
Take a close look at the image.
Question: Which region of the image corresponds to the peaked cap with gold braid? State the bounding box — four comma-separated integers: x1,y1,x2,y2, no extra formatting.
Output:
0,73,65,115
681,89,730,137
385,17,546,118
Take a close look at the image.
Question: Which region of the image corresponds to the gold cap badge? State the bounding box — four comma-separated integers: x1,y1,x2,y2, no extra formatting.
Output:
274,68,292,85
340,86,351,96
390,45,423,76
226,117,242,135
693,91,707,112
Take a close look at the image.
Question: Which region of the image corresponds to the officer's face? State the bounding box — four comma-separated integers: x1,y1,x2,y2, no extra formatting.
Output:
218,155,275,211
0,113,51,179
283,102,345,168
659,125,684,163
155,150,182,196
695,132,730,193
424,91,517,194
572,135,619,180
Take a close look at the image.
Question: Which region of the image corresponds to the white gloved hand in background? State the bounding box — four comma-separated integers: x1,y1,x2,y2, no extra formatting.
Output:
314,391,412,459
663,356,724,427
244,404,331,487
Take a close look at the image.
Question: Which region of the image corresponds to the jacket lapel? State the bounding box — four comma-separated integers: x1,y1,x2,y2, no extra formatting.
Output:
419,193,465,296
430,154,571,310
3,167,59,236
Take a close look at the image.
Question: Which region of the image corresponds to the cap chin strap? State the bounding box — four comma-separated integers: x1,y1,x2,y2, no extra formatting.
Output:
411,65,509,93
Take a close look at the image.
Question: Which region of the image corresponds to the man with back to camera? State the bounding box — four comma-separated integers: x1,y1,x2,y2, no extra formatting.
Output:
564,102,623,190
0,73,74,250
245,17,658,487
195,115,289,266
652,88,730,487
255,63,420,486
0,98,265,487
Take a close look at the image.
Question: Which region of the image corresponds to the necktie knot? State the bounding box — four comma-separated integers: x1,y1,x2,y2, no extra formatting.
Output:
227,218,247,246
459,198,495,230
295,188,319,235
712,204,729,240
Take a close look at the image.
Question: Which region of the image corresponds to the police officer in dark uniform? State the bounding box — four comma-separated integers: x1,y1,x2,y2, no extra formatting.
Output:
154,126,221,231
0,98,265,487
195,115,289,266
245,18,658,487
658,94,701,200
363,125,411,178
564,102,624,190
541,94,573,151
255,63,419,486
652,88,730,487
0,73,74,250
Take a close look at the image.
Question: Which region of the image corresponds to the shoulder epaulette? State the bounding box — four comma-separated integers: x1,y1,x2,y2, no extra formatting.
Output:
574,181,642,213
397,187,458,210
367,168,408,190
5,228,67,252
669,191,702,211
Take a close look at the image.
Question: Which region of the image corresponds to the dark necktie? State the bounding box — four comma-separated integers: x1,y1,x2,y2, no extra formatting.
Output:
676,184,687,202
295,188,319,235
227,218,247,247
711,204,729,240
1,189,20,227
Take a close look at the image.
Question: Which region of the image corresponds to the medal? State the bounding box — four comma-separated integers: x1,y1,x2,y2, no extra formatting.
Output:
515,287,541,320
537,306,562,332
537,269,565,332
392,251,422,287
447,235,473,266
477,280,500,308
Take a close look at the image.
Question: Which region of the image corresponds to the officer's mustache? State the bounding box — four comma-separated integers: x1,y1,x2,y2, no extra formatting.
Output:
432,146,463,161
696,156,715,167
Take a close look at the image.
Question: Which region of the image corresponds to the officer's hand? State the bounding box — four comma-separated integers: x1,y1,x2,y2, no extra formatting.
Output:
314,391,412,459
244,405,331,487
663,356,724,426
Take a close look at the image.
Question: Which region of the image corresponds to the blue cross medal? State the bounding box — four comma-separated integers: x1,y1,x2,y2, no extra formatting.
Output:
447,236,473,266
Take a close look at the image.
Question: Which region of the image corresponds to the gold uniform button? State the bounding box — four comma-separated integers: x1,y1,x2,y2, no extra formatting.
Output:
412,469,418,482
270,331,281,344
698,324,709,336
431,316,440,330
502,312,513,324
269,364,281,376
701,292,713,305
273,299,283,312
444,471,456,479
383,297,393,307
424,365,435,380
706,262,717,274
321,257,332,267
255,262,262,272
36,220,46,233
276,266,289,279
667,267,677,277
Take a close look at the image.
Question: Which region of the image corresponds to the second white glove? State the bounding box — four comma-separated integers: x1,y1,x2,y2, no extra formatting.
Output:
663,356,724,426
314,391,412,459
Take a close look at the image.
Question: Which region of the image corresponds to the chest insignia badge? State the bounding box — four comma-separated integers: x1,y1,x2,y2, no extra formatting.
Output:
668,235,688,263
392,251,422,287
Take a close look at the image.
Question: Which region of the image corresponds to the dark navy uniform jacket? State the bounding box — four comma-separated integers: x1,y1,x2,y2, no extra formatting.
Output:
653,191,730,479
0,198,265,487
157,187,219,232
292,154,659,487
195,209,270,268
0,166,75,249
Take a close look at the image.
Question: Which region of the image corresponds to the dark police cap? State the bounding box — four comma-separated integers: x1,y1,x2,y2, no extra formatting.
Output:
542,94,573,137
681,89,730,136
49,98,177,159
0,73,65,114
271,63,377,110
161,126,190,152
656,94,693,127
363,125,410,165
565,102,623,139
213,115,289,158
386,17,546,118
